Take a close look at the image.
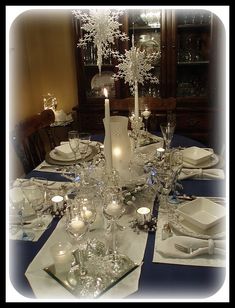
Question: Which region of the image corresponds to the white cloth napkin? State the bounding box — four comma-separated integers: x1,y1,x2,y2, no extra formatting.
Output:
157,235,225,259
179,168,225,180
54,143,74,159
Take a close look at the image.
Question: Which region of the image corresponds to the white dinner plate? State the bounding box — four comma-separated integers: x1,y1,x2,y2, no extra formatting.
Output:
182,153,220,169
49,146,92,162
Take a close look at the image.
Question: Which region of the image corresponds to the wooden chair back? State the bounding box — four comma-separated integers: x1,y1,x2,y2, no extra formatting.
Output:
109,96,176,131
11,109,55,174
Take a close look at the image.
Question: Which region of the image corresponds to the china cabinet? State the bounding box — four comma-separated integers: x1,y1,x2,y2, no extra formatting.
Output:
72,8,224,149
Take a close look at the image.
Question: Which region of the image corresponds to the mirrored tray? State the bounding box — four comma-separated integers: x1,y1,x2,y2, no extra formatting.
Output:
45,145,98,166
44,253,138,299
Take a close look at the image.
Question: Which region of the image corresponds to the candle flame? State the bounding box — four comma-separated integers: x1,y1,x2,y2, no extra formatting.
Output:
103,88,108,98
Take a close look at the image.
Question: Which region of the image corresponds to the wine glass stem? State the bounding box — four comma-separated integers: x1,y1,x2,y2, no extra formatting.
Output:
111,219,117,256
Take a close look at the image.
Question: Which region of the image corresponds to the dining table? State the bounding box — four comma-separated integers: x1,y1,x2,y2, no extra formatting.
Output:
8,132,227,301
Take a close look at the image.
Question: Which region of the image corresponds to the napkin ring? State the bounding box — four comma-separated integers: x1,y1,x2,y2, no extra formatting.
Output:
208,239,215,255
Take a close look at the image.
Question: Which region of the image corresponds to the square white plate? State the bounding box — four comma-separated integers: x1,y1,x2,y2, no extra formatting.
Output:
176,197,225,230
181,146,213,165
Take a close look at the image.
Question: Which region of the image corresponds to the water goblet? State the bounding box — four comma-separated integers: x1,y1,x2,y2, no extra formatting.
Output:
21,179,47,231
160,122,176,151
9,185,35,241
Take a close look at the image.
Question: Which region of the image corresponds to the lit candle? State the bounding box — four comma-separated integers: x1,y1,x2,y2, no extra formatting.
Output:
156,147,165,160
81,206,93,221
137,207,151,225
51,195,64,211
50,242,73,274
142,108,151,119
134,80,139,119
103,88,113,172
70,218,86,233
105,200,123,217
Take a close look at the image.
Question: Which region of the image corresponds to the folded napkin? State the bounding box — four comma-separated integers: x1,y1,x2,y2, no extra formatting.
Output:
157,235,225,259
54,143,74,159
179,168,225,180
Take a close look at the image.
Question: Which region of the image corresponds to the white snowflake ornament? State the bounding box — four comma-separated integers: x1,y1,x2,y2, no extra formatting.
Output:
112,35,160,94
72,9,129,74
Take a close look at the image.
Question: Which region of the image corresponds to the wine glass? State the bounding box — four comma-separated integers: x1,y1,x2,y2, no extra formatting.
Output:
160,122,176,151
78,132,92,184
21,179,47,231
9,185,35,241
168,149,183,204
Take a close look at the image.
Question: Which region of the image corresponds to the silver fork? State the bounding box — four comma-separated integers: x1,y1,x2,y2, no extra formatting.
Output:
175,243,194,254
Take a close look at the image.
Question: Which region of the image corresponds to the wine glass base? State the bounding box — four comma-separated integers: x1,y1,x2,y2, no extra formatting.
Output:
103,253,135,278
168,195,180,204
32,216,51,231
18,232,35,241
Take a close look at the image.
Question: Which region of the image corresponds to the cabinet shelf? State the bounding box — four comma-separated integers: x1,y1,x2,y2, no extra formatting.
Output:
177,61,209,65
177,24,211,30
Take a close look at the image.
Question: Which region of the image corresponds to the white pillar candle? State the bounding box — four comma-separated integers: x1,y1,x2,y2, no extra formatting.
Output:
103,88,113,172
105,200,123,217
134,80,139,119
137,207,151,225
51,195,64,211
50,242,73,274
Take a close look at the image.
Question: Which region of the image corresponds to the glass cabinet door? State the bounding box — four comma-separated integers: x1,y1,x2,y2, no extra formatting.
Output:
175,9,212,100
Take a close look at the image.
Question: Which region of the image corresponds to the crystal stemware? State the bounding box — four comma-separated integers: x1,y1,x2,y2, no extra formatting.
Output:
21,179,48,231
9,185,35,241
102,189,132,277
168,149,183,204
68,130,80,180
160,122,176,151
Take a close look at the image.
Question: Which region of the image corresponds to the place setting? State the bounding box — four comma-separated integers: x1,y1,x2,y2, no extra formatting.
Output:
153,195,226,267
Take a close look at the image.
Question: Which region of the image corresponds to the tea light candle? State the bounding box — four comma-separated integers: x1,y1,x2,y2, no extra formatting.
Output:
106,200,123,217
51,195,64,211
70,218,86,233
137,207,151,225
142,108,151,119
156,147,165,160
81,206,93,221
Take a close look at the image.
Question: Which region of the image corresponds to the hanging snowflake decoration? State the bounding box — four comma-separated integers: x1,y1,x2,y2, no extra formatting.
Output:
112,37,161,94
72,9,129,74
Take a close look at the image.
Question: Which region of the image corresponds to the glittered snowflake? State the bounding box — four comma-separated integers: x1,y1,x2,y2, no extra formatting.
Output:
72,9,129,74
112,40,161,94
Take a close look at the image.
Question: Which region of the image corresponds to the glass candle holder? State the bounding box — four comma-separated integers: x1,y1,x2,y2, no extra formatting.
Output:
50,241,73,274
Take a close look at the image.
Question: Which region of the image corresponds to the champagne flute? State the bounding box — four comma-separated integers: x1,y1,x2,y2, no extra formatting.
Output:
68,130,80,180
160,122,176,151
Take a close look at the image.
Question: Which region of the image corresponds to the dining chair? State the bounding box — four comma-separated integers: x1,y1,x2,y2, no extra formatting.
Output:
10,109,55,174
